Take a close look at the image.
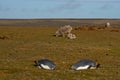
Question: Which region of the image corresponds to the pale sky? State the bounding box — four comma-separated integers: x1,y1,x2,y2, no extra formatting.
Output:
0,0,120,19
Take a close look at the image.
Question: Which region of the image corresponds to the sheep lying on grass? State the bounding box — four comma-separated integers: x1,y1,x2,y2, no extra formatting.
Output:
67,33,76,39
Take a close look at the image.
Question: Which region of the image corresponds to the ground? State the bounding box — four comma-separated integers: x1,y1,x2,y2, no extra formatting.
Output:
0,19,120,80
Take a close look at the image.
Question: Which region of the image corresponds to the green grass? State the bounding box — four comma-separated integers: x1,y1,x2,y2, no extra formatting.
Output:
0,26,120,80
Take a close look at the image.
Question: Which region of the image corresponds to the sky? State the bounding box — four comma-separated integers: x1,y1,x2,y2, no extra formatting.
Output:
0,0,120,19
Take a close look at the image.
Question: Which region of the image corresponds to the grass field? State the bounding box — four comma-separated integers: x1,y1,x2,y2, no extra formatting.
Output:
0,21,120,80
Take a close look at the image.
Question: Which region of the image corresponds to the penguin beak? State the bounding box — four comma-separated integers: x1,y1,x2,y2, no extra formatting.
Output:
96,63,100,68
34,61,38,66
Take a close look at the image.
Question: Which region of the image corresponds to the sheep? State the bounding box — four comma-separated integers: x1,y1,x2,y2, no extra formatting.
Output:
105,22,110,27
67,33,76,39
55,25,73,37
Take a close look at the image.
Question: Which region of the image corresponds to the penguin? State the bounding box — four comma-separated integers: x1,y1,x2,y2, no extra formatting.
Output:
71,59,100,70
34,59,56,70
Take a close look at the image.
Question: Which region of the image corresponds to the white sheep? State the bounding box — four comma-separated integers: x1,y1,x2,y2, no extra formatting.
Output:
67,33,76,39
55,25,73,37
105,22,110,27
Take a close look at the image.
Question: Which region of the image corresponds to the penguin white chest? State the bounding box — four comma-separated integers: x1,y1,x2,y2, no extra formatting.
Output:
76,65,90,70
41,64,51,70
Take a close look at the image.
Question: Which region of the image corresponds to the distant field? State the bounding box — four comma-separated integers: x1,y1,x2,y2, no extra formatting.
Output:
0,19,120,27
0,19,120,80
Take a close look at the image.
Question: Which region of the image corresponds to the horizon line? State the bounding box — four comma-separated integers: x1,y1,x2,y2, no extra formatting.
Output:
0,18,120,20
